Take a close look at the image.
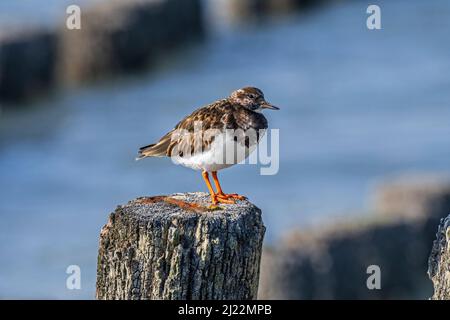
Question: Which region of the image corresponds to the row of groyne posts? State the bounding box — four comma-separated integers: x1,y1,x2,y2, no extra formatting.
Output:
2,0,450,300
0,0,203,103
0,0,329,104
96,177,450,300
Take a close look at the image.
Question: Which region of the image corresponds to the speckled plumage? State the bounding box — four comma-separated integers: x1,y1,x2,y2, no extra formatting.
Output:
137,87,277,172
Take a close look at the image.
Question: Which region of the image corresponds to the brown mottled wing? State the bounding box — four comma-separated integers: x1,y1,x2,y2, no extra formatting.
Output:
167,99,231,157
137,100,269,159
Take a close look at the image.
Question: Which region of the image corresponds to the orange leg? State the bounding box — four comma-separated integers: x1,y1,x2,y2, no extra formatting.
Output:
211,171,246,203
202,171,234,205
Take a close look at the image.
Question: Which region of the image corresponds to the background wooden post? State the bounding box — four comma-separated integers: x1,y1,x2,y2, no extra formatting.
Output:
96,192,265,300
428,214,450,300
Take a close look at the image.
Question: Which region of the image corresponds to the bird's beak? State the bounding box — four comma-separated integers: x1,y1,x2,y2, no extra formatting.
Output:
261,102,280,110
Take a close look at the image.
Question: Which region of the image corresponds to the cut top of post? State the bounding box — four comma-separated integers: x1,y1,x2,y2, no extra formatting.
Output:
97,192,266,299
120,192,261,221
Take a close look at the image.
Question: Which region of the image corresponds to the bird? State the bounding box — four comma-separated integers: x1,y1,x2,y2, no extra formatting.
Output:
136,87,279,206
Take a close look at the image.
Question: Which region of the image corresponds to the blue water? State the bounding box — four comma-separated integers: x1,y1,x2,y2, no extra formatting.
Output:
1,0,450,298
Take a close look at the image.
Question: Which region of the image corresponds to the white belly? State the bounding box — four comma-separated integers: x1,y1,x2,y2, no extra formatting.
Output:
171,131,260,172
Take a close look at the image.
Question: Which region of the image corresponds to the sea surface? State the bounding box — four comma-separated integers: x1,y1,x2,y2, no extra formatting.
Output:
1,0,450,298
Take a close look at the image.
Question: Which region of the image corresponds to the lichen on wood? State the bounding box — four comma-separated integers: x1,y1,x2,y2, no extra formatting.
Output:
96,192,265,300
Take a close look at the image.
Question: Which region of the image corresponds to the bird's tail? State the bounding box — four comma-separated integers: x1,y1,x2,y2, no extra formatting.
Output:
136,144,156,160
136,132,173,160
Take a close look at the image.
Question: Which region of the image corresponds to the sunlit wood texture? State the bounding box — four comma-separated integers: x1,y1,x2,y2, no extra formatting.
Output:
96,192,265,300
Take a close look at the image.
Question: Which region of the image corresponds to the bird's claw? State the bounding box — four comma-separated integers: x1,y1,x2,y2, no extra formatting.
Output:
211,193,246,205
217,193,246,201
212,195,235,204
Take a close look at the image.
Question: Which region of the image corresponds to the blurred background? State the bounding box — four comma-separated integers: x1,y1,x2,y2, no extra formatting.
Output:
1,0,450,299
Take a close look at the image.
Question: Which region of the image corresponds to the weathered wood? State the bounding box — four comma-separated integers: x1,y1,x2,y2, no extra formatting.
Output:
58,0,203,85
1,0,203,103
96,192,265,300
428,214,450,300
259,177,450,299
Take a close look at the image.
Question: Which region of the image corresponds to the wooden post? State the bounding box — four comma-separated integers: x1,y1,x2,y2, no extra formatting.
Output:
428,214,450,300
96,192,265,300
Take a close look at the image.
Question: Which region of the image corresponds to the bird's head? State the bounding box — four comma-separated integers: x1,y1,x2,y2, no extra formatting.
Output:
229,87,279,112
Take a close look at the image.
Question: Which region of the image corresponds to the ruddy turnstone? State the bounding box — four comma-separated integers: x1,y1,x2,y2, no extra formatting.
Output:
137,87,279,205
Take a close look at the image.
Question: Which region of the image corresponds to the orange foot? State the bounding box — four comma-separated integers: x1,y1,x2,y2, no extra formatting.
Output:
211,194,234,205
216,193,246,203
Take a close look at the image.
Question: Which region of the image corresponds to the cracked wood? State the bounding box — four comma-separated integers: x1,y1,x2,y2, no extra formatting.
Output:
96,192,265,300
